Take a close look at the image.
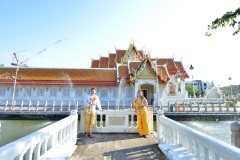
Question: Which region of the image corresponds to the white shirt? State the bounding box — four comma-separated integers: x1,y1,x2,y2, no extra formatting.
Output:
84,94,102,112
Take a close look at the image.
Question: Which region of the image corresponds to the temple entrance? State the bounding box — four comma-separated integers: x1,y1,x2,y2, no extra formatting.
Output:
142,89,148,101
140,84,155,105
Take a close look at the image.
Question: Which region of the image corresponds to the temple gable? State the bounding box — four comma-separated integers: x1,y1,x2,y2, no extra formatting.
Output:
120,43,142,64
137,64,156,79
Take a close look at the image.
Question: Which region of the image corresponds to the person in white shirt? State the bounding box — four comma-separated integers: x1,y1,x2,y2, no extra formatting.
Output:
83,87,102,138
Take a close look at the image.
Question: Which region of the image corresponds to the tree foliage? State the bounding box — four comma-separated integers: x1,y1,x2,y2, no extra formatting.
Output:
206,7,240,36
186,85,200,97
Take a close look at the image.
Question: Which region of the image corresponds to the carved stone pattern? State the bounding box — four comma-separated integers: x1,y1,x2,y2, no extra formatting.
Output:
129,50,136,61
137,65,155,79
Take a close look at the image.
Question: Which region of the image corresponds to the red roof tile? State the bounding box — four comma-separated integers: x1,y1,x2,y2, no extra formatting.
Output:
99,57,109,68
91,60,99,68
0,68,117,86
109,53,116,68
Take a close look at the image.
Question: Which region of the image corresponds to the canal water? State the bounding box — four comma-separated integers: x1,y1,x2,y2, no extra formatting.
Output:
178,121,233,144
0,120,234,147
0,120,56,147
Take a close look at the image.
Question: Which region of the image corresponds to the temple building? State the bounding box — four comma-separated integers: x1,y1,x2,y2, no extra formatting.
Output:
0,42,189,107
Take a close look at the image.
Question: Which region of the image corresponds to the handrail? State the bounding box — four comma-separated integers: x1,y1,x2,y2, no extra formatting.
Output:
156,110,240,160
0,110,78,160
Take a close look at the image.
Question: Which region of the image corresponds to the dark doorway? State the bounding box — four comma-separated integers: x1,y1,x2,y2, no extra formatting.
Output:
142,89,148,102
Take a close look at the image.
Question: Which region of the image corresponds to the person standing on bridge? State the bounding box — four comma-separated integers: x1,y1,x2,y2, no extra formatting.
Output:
83,87,102,138
133,90,150,138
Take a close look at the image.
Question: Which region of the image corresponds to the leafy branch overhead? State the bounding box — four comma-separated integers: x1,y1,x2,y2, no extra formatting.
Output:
206,7,240,36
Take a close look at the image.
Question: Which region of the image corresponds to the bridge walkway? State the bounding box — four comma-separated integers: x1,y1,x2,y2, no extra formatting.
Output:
70,133,168,160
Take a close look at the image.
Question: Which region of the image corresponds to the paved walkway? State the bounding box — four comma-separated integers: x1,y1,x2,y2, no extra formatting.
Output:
70,133,168,160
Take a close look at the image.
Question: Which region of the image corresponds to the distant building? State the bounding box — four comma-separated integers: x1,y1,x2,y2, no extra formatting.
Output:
185,80,211,94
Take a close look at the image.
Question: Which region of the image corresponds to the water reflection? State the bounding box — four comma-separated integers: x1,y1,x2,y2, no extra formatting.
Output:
179,121,233,144
0,120,56,147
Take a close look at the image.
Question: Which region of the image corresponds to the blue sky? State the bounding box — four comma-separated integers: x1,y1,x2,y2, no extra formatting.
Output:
1,0,240,87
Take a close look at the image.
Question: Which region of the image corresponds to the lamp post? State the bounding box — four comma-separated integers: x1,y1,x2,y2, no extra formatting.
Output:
11,53,28,109
189,64,196,102
228,76,232,98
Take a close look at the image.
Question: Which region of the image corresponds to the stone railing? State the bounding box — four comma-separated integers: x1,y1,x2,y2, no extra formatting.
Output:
79,108,153,133
160,97,224,106
156,110,240,160
162,101,239,113
0,110,78,160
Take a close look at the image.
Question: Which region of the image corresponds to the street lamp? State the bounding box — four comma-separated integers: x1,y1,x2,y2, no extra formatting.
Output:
228,76,232,98
11,53,28,109
189,64,196,101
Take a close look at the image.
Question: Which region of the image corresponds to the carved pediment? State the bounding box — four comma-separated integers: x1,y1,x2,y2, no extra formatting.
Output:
120,43,142,64
136,64,156,79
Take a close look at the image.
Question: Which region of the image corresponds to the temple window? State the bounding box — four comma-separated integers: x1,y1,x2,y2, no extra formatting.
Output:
126,87,133,97
0,88,5,96
11,88,19,97
50,88,57,97
75,88,82,97
101,88,107,97
113,88,117,97
63,88,70,97
37,88,44,97
24,88,32,97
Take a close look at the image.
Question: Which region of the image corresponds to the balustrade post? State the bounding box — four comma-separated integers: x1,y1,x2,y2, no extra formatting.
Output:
99,114,103,128
168,102,170,112
20,100,23,111
204,103,207,112
12,100,16,111
33,144,41,160
233,102,237,112
212,102,215,112
68,101,71,111
76,101,78,110
175,102,177,112
156,110,164,143
52,101,55,112
231,121,240,149
219,102,222,112
190,102,192,112
36,101,39,111
28,101,31,111
25,148,33,160
130,102,132,111
197,102,200,112
107,101,109,110
60,101,63,111
4,100,8,111
183,102,185,112
226,101,229,112
159,101,162,110
122,101,125,110
130,114,134,127
44,101,47,111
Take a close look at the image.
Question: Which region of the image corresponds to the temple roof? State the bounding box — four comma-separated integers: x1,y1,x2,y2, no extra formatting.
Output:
109,53,116,68
155,58,179,75
0,43,189,86
91,59,99,68
99,57,109,68
0,67,117,86
175,61,190,79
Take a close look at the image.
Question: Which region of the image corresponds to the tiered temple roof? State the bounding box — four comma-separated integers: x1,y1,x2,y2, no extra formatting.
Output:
0,43,189,86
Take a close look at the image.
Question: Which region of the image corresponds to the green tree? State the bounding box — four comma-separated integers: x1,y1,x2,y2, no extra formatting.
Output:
206,7,240,36
186,85,200,97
